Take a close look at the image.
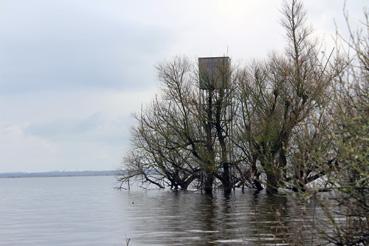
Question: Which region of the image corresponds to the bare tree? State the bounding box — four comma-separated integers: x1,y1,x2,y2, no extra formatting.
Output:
319,9,369,244
235,0,336,193
120,57,237,195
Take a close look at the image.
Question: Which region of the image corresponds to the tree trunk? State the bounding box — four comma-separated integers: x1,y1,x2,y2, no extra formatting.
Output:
266,170,279,194
204,172,214,195
180,183,188,191
180,173,198,191
253,179,263,191
251,157,263,191
222,162,232,195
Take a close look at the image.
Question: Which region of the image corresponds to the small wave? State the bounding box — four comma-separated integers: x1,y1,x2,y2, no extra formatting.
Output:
187,229,219,233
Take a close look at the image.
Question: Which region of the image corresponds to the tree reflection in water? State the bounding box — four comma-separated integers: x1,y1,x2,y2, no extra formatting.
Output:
128,190,324,245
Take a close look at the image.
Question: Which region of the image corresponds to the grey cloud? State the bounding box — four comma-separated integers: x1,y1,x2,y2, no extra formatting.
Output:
0,0,172,93
25,112,133,144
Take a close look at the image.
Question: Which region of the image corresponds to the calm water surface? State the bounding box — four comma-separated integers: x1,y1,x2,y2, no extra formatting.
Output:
0,176,324,245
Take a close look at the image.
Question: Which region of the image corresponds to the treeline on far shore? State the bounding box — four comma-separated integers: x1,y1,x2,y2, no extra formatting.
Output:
0,170,119,178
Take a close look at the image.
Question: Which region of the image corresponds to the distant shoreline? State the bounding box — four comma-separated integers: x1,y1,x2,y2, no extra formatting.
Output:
0,170,120,179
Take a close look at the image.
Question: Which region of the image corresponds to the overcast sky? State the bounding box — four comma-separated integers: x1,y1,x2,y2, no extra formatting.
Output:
0,0,367,172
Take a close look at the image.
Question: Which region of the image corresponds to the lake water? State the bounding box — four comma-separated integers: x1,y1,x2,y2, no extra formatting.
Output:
0,176,326,245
